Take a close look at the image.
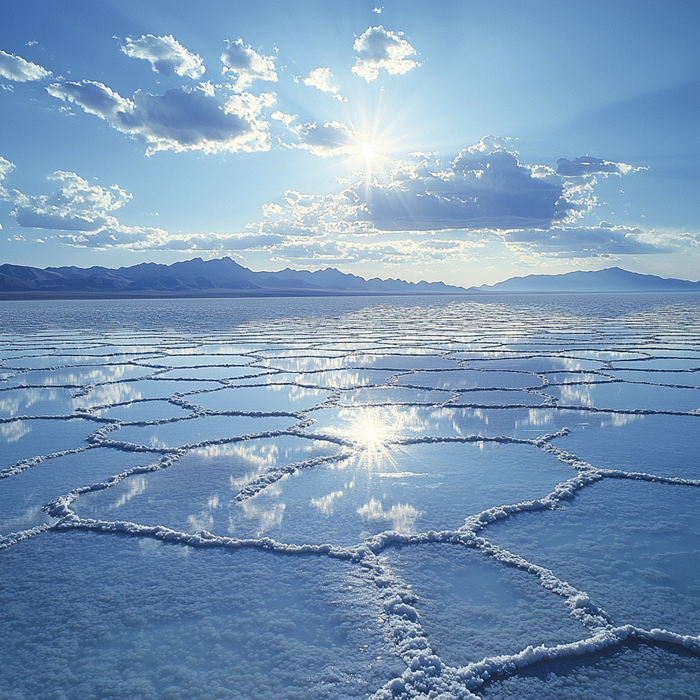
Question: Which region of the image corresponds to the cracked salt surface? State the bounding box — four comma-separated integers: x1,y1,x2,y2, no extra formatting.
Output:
1,294,699,699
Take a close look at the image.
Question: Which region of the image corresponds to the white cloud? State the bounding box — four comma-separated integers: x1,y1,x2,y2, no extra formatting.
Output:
47,80,274,155
270,110,296,128
0,49,51,82
11,171,131,231
221,39,277,92
2,162,289,252
361,137,573,231
58,225,168,249
501,223,667,258
259,189,362,239
121,34,206,79
249,136,664,265
351,26,419,82
271,236,481,267
1,165,172,250
556,156,645,177
291,121,356,157
60,228,284,252
302,68,347,102
0,156,15,189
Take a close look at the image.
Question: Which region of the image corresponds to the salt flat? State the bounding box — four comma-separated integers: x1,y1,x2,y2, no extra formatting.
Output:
1,294,699,699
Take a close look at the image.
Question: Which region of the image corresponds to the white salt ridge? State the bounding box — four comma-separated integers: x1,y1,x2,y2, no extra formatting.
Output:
1,296,699,698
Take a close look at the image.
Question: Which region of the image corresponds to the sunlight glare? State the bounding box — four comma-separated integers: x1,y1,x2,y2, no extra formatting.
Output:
360,141,377,162
341,407,407,469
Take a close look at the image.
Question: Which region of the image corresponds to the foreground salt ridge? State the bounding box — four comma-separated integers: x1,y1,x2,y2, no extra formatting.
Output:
1,298,699,699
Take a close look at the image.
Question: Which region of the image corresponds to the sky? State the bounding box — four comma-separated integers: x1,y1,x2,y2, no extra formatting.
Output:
0,0,699,286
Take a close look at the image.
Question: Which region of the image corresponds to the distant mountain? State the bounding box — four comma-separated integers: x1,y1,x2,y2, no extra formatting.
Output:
0,257,467,299
2,260,697,299
474,267,700,293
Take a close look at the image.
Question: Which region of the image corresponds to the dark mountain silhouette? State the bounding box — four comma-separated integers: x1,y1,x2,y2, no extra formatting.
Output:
0,257,466,298
474,267,700,293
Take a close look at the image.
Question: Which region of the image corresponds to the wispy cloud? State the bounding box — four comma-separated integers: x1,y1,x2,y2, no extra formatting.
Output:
352,26,419,82
0,49,51,82
121,34,206,79
557,156,645,177
47,80,274,154
0,156,14,185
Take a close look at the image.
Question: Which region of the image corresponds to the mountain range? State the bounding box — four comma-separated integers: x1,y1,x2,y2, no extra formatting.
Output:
475,267,700,293
0,258,698,299
0,257,464,298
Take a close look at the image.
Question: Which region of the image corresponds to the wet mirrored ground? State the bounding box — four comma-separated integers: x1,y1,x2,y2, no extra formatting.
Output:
1,294,699,699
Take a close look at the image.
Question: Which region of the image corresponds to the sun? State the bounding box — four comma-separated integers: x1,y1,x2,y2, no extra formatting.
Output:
359,141,378,163
346,125,394,180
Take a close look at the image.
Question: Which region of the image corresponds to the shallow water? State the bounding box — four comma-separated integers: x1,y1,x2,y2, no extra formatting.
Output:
1,294,699,699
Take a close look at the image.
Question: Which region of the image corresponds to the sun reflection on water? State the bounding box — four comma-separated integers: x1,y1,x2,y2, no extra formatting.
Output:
335,407,423,470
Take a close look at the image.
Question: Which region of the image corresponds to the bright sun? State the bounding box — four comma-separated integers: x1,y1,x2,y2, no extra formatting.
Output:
360,141,377,162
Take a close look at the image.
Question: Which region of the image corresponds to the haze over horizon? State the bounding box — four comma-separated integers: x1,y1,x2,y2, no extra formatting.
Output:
1,0,699,287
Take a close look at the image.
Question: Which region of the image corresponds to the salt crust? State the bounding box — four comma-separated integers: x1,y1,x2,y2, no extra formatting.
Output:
1,296,699,699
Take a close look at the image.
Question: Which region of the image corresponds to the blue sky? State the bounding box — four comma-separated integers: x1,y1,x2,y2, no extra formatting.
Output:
1,0,698,285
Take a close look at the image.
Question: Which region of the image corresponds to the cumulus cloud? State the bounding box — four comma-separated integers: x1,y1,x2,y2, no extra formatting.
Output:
351,26,419,82
259,189,362,239
0,49,51,82
557,156,642,177
1,160,292,252
47,80,274,154
271,236,479,267
1,165,169,250
362,137,573,231
11,171,131,231
302,68,347,101
257,137,577,240
121,34,205,79
221,39,277,91
57,225,168,249
249,136,662,264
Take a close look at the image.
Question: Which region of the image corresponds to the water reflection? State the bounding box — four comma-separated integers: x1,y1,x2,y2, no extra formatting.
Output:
559,384,594,407
515,409,555,429
310,489,344,515
187,494,221,532
0,388,67,417
601,413,643,428
324,406,430,470
0,420,32,443
357,498,423,533
72,382,142,409
110,476,147,509
241,499,286,535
